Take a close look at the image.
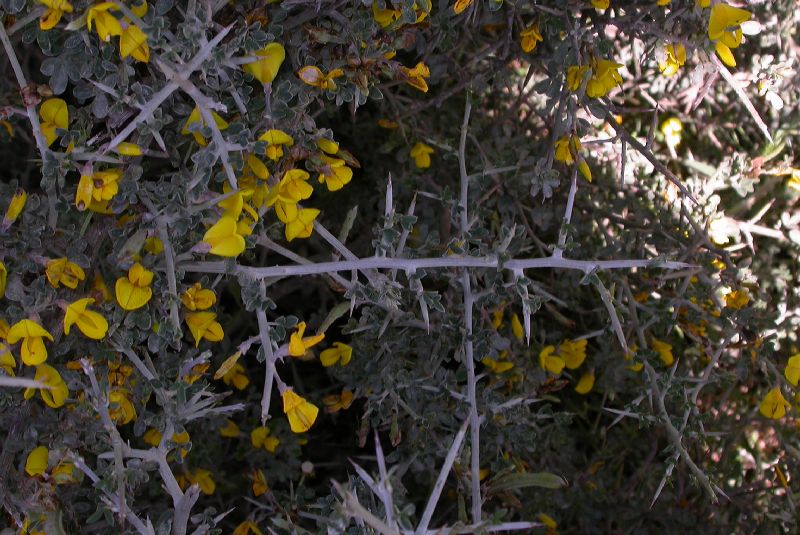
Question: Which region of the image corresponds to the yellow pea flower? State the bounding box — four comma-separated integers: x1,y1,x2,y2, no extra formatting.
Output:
38,0,73,30
186,468,215,495
320,342,353,367
24,363,69,408
708,3,751,68
143,236,163,255
115,262,153,310
372,1,401,27
282,389,319,433
510,313,524,341
243,43,286,84
258,129,294,160
298,66,344,91
8,319,53,366
590,0,609,8
108,360,133,387
221,362,249,390
660,117,683,149
724,289,750,309
566,65,590,91
109,389,137,424
52,461,77,484
63,298,108,339
120,24,149,63
697,0,710,6
559,339,587,369
202,216,246,257
181,106,228,146
114,142,143,156
520,23,543,53
657,0,670,5
75,169,122,211
378,118,399,129
453,0,473,14
554,135,581,165
491,309,504,330
250,426,280,453
25,446,49,477
171,430,190,458
3,189,27,227
759,387,790,419
39,98,68,147
783,354,800,387
539,345,565,374
537,513,558,535
91,271,113,303
317,138,340,155
251,471,269,499
288,321,325,357
0,341,15,376
266,170,313,216
659,43,686,76
143,427,162,446
401,62,430,92
586,57,623,98
650,338,674,366
235,519,264,535
285,208,320,242
323,389,355,413
483,357,514,374
574,371,595,394
317,155,353,191
219,419,241,438
181,282,216,311
185,312,224,347
86,2,122,42
45,258,86,289
0,261,7,299
410,142,434,169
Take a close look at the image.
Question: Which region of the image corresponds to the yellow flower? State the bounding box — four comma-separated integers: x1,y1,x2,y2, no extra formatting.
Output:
185,312,224,347
539,346,565,375
660,117,682,149
52,461,77,484
44,258,86,290
114,142,143,156
143,236,163,255
559,339,587,369
317,138,339,155
537,513,559,535
38,0,73,30
482,357,514,374
171,430,190,458
320,342,353,367
724,289,750,309
285,208,320,242
0,341,15,376
401,62,430,92
453,0,473,14
75,169,122,211
650,338,674,366
39,98,68,147
410,142,434,169
143,428,162,446
697,0,710,6
8,319,53,366
24,363,69,408
708,3,750,67
510,313,524,341
258,129,294,160
221,362,249,390
657,0,670,5
659,43,686,77
92,271,113,303
234,519,264,535
251,471,269,499
202,216,246,257
109,389,137,424
251,426,280,453
372,1,400,27
267,170,313,220
87,2,122,42
759,387,790,419
378,119,399,129
108,360,134,387
115,262,153,310
298,66,344,91
785,354,800,387
566,65,590,91
243,43,286,84
554,135,580,165
574,371,595,394
25,446,49,477
64,298,108,339
491,309,504,330
219,419,241,438
289,322,325,357
3,189,27,229
520,23,543,53
317,155,353,191
186,468,215,495
590,0,609,8
586,58,623,98
323,389,355,413
181,106,228,146
282,389,319,433
120,24,150,63
0,261,6,299
181,282,216,311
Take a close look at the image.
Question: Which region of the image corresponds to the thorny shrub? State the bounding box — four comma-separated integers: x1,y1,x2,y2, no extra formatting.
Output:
0,0,798,533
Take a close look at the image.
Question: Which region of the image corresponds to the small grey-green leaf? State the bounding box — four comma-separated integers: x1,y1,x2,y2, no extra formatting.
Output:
490,472,568,492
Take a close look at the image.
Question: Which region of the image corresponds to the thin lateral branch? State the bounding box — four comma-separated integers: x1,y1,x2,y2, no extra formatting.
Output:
554,166,579,258
0,22,49,158
141,196,181,337
257,280,278,425
178,255,692,279
710,54,772,142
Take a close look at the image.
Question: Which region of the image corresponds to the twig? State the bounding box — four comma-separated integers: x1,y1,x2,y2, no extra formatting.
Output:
257,280,278,425
553,166,579,258
710,54,772,143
